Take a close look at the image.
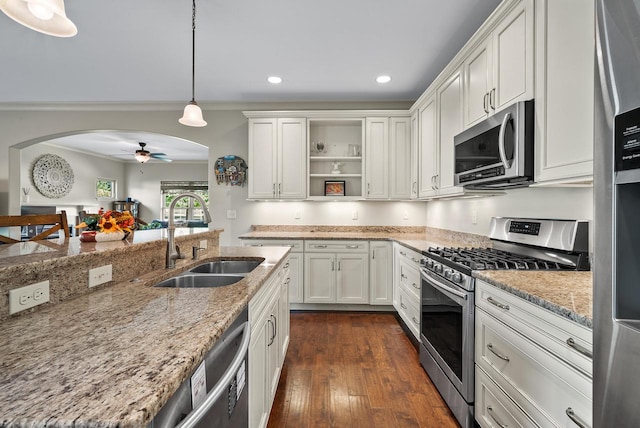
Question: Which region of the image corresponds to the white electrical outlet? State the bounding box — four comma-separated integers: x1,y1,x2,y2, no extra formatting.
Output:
352,211,358,220
294,211,301,220
471,208,478,225
9,281,50,314
227,210,237,219
89,265,112,288
199,239,208,250
403,210,409,220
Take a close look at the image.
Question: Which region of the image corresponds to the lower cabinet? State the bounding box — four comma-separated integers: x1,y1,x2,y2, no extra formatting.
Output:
304,240,369,304
393,243,422,340
249,258,291,428
369,241,393,305
475,280,592,428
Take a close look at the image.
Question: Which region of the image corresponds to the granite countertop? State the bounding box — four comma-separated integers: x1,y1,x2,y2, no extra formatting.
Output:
240,226,593,328
0,245,290,428
474,270,593,328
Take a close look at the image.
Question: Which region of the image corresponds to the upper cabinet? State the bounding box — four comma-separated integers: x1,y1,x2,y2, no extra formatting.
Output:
418,95,438,199
534,0,595,185
437,68,464,194
366,116,412,200
464,0,533,129
248,118,307,200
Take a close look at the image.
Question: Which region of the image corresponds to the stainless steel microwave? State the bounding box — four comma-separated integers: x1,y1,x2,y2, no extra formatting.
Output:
454,100,534,189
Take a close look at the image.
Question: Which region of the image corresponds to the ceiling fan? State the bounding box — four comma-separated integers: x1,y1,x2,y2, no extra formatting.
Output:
134,142,172,163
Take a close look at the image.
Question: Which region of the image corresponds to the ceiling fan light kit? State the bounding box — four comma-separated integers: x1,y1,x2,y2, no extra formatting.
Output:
0,0,77,37
134,142,171,163
179,0,207,127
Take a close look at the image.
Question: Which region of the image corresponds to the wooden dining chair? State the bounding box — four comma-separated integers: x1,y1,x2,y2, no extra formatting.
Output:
0,210,70,244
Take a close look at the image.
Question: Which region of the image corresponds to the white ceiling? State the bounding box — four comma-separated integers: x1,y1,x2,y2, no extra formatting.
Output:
2,0,501,161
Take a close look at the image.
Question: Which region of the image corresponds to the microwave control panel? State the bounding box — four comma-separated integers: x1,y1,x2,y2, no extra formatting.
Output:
615,106,640,171
458,166,506,183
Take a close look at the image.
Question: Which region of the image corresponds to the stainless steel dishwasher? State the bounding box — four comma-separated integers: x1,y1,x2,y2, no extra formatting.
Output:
149,308,249,428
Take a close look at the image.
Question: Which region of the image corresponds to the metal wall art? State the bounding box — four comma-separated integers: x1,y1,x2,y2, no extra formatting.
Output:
32,154,74,198
214,155,247,186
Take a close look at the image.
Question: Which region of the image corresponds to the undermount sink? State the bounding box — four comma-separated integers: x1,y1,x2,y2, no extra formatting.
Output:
188,259,264,274
154,274,245,288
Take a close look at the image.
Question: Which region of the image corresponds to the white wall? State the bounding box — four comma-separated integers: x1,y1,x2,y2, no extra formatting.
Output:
124,161,208,221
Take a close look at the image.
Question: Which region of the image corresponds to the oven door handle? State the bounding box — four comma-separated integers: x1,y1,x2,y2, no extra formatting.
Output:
498,111,513,169
422,269,467,301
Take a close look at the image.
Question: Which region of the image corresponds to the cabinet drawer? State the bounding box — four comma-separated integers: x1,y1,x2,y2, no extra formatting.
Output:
242,239,303,252
394,244,422,267
476,308,592,427
399,260,421,300
305,240,368,253
250,268,283,331
398,287,420,339
476,280,592,377
476,366,541,428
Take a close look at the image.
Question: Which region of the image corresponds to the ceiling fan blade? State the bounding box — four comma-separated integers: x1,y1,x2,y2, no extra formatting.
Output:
150,153,172,162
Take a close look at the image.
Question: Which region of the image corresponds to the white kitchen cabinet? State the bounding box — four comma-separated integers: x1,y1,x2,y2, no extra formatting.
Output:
534,0,594,185
248,118,307,199
418,95,438,199
410,110,419,199
369,241,393,305
366,116,411,200
437,67,464,194
464,0,534,129
249,261,288,428
242,239,304,304
304,240,369,304
475,280,593,428
308,118,364,199
393,243,422,340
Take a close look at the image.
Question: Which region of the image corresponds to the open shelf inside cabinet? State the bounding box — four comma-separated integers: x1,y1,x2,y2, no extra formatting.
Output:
308,119,364,199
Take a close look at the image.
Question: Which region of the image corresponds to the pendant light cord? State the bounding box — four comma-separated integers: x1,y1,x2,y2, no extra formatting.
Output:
190,0,196,103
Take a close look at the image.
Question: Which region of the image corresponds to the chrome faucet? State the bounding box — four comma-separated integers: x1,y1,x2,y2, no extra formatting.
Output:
166,192,212,268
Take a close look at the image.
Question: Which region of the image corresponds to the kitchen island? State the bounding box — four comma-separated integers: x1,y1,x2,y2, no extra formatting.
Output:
0,229,290,427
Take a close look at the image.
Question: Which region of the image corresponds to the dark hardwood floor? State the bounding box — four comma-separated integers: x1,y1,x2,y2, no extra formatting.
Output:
267,312,459,428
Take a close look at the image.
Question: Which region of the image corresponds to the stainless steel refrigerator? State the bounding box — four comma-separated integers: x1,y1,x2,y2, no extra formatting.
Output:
595,1,640,426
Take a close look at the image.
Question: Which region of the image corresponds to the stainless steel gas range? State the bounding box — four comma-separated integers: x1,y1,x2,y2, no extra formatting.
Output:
418,217,590,428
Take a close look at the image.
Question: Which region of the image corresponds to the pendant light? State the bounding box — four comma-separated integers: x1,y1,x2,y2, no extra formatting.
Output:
179,0,207,127
0,0,77,37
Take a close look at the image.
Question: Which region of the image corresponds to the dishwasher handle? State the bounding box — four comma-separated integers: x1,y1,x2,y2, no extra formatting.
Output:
176,321,251,428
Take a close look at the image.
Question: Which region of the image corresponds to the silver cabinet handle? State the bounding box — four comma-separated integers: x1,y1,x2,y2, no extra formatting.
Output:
249,243,264,247
566,338,593,359
411,282,420,290
346,244,359,249
278,183,282,194
487,406,508,428
431,175,436,190
285,278,291,285
372,249,375,260
314,244,327,248
401,273,407,280
284,244,295,248
487,343,510,362
487,296,510,310
272,314,277,341
498,111,513,169
283,262,289,269
412,181,417,194
267,318,275,346
483,93,489,114
337,260,341,271
566,407,590,428
490,88,496,110
411,257,420,263
412,317,419,325
272,183,276,196
400,251,407,256
331,259,335,271
400,303,408,310
434,174,439,189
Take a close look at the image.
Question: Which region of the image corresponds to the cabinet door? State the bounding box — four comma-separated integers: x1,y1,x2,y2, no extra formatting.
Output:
248,118,277,199
304,253,336,303
249,311,270,428
279,274,290,364
535,0,594,183
287,253,304,304
389,117,412,199
438,68,464,191
492,0,533,111
410,111,419,199
336,253,369,304
464,37,493,128
365,117,390,199
266,296,281,408
369,242,393,305
418,97,438,198
278,118,307,199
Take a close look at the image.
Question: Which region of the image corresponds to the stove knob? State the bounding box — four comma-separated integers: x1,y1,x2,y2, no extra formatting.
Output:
434,264,443,274
427,260,434,269
444,269,452,279
451,272,463,284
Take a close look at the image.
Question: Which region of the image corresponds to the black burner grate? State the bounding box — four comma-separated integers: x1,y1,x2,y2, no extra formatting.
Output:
427,247,573,271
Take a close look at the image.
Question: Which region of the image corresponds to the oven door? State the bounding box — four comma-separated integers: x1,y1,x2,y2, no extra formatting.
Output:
420,268,474,402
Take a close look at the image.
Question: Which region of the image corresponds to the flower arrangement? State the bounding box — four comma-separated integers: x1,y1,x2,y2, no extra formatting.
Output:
77,209,135,242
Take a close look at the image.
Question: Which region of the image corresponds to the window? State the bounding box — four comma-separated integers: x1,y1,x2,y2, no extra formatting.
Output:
96,178,116,199
160,181,209,223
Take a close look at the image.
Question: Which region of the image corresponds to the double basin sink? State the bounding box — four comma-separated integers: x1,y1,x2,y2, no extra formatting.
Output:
154,258,264,288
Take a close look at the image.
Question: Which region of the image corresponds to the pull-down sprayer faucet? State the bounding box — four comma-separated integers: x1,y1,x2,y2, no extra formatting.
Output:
166,192,212,268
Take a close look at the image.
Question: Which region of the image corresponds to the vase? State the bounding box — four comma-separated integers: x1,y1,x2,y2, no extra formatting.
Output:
80,230,127,242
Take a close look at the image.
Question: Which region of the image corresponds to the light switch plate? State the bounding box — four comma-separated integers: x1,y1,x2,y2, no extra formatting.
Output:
9,281,50,314
199,239,208,250
227,210,237,219
89,265,112,288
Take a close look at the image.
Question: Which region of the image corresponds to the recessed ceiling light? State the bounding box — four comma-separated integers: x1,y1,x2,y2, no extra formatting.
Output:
267,76,283,84
376,75,392,84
